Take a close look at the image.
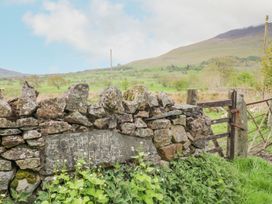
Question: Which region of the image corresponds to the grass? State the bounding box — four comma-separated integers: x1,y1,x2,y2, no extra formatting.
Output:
234,156,272,204
204,108,272,155
128,34,263,68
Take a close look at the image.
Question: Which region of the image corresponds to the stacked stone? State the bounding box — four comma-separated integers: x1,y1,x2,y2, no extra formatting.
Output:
0,82,211,197
0,82,41,194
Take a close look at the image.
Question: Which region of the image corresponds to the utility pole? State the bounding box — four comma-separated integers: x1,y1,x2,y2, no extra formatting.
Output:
110,49,113,71
109,49,113,82
264,15,269,53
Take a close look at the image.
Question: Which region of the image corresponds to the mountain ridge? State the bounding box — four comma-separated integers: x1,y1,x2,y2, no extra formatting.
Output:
128,23,271,68
0,67,24,78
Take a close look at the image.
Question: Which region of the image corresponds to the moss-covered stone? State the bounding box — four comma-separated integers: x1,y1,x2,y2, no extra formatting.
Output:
10,170,40,194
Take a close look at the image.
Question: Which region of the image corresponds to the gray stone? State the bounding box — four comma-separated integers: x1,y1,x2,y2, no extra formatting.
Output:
0,170,15,191
187,132,194,141
26,137,45,147
183,140,191,150
0,159,12,171
23,130,42,140
94,118,109,129
65,83,89,113
21,81,38,100
135,118,147,128
16,117,38,128
135,111,149,118
0,99,12,118
147,93,159,107
41,130,158,175
16,158,41,170
188,116,212,149
0,118,16,128
100,87,124,113
36,97,66,119
122,100,138,114
134,128,153,138
148,119,171,130
12,98,38,116
188,117,212,139
40,121,72,135
9,82,38,117
1,146,39,160
0,146,5,154
0,129,22,136
150,107,163,117
171,125,188,143
172,115,186,126
153,129,172,148
1,135,25,148
148,110,183,121
64,111,92,127
116,113,133,123
77,125,90,132
158,93,174,107
88,104,107,118
108,117,117,129
121,123,136,135
123,86,148,110
11,170,41,194
173,104,201,116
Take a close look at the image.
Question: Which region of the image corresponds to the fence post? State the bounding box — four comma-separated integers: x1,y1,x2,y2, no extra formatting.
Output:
267,100,272,127
235,94,248,157
228,90,237,159
187,89,198,105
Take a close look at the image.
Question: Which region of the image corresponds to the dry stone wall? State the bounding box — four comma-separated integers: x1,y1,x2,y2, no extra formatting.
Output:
0,82,211,196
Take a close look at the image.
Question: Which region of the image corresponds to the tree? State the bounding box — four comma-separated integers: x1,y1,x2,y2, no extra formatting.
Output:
47,75,67,90
262,43,272,92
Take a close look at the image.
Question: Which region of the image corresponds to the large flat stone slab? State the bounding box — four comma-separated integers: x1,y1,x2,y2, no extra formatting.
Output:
40,130,159,175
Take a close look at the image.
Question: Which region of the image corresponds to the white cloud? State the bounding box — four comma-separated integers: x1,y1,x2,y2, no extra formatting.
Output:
23,0,272,67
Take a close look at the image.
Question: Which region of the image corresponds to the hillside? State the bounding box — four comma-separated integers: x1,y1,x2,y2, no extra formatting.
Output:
128,24,271,68
0,67,24,78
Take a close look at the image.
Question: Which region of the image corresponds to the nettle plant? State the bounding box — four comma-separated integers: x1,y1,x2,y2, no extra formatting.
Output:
35,153,164,204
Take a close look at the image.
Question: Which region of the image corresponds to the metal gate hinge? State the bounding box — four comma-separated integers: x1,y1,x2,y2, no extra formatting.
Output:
230,123,245,131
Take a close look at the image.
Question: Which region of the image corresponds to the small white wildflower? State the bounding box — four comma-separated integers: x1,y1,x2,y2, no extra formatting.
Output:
140,141,143,145
131,146,135,152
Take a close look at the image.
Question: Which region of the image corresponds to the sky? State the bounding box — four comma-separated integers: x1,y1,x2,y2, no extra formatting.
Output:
0,0,272,74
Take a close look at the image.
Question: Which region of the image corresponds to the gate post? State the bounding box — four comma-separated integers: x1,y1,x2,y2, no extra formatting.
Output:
187,89,198,105
235,93,248,157
228,91,248,159
228,90,237,159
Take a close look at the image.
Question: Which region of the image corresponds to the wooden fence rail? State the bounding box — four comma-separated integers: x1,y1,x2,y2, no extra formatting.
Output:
187,89,248,159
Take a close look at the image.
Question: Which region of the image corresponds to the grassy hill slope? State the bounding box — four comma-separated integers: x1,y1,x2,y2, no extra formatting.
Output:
129,24,270,68
0,67,24,78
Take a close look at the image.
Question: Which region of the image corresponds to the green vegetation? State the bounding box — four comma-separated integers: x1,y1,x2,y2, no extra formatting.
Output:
0,56,262,100
234,157,272,204
1,154,272,204
34,154,242,204
262,43,272,92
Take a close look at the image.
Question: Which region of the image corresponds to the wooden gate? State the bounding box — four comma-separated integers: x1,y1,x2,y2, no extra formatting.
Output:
246,98,272,155
187,89,248,159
